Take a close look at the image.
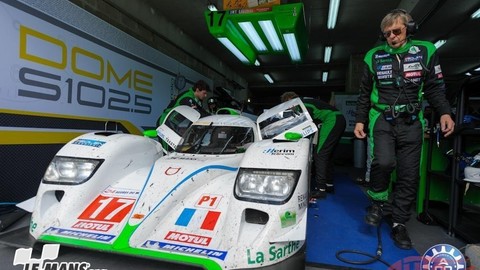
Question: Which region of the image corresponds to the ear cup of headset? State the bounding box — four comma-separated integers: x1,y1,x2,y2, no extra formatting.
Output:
405,20,418,36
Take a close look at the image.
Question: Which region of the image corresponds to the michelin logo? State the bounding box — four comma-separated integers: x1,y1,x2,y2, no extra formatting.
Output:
13,244,106,270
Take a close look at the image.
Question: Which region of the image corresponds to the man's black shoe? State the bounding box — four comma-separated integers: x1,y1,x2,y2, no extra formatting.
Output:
365,202,383,226
391,224,412,250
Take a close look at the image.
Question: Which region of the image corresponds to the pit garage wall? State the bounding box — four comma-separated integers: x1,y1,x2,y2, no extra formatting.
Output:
0,0,211,203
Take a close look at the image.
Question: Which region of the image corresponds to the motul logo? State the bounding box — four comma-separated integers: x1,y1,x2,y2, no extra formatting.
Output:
72,221,113,232
165,231,211,246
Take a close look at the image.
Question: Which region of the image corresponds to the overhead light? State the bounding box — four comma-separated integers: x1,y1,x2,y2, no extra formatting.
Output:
264,73,274,84
217,37,250,64
205,3,308,64
327,0,340,29
471,8,480,19
324,46,332,63
238,22,268,52
322,71,328,83
434,39,447,49
255,59,260,66
475,66,480,72
283,33,301,61
466,72,472,76
259,20,283,51
207,4,218,11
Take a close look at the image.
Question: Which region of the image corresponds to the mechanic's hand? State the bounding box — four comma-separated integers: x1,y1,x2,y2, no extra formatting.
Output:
440,114,455,137
354,123,366,139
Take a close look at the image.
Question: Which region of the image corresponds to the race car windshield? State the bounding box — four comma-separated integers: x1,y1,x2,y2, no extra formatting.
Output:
176,125,254,154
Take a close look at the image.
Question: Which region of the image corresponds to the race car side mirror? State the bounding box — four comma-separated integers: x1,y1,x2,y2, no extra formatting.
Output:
143,129,157,138
284,132,303,141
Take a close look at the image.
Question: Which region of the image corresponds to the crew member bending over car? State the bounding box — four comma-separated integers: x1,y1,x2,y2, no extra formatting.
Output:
281,92,346,199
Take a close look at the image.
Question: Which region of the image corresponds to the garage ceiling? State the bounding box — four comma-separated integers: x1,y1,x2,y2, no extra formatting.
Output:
104,0,480,106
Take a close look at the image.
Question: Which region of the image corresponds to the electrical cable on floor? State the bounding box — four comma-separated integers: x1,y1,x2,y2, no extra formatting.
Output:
335,221,394,269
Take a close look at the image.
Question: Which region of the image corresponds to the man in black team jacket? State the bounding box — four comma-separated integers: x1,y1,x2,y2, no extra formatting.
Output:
281,92,346,199
353,9,455,249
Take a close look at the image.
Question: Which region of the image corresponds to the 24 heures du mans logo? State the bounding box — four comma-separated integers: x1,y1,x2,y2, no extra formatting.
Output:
13,244,106,270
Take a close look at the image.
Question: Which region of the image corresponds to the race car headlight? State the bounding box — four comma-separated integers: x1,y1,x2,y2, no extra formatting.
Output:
234,168,300,204
43,156,103,185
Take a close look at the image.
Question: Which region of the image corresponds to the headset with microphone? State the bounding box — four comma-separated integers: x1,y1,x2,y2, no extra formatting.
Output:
379,9,418,41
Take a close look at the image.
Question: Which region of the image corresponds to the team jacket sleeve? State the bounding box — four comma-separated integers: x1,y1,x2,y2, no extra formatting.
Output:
179,97,196,107
196,104,210,117
422,52,452,116
355,63,373,124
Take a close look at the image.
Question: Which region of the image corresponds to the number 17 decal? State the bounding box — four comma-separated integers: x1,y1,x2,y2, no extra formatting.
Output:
78,195,135,222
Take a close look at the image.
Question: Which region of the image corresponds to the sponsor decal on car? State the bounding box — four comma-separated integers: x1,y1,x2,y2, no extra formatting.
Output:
175,208,221,231
102,186,140,198
262,148,295,155
297,192,308,209
45,227,115,242
72,139,106,148
246,241,301,265
280,209,296,228
143,240,228,260
164,231,212,246
72,221,113,232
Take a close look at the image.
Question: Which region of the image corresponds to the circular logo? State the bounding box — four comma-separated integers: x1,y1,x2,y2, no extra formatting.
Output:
421,244,466,270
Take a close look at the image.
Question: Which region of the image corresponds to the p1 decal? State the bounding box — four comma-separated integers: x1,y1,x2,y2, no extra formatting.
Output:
78,195,135,223
196,194,222,209
175,208,221,231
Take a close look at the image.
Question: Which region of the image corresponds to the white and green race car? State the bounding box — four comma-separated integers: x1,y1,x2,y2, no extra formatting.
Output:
30,98,317,270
